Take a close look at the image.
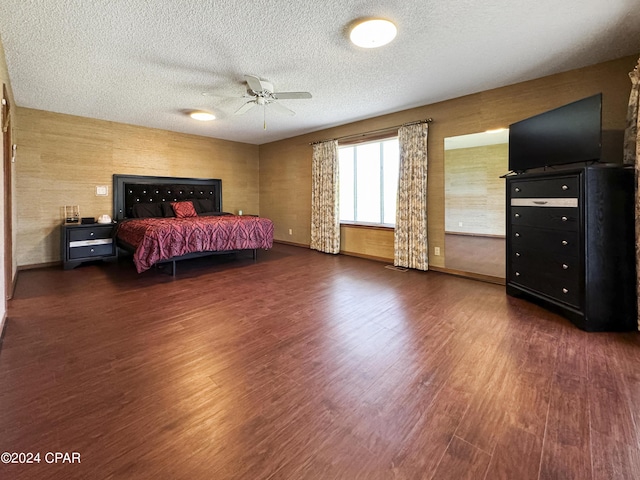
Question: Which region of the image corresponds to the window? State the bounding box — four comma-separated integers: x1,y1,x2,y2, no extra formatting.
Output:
339,137,399,226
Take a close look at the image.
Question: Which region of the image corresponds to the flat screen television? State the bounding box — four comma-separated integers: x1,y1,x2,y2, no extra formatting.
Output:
508,93,602,172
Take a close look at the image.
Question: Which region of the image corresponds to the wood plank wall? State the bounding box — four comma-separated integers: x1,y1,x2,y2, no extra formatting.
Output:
259,55,638,267
14,109,259,266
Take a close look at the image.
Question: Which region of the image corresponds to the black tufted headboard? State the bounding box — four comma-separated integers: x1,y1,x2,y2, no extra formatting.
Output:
113,174,222,221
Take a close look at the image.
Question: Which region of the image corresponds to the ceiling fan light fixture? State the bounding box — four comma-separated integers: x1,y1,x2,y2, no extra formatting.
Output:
350,19,397,48
189,111,216,121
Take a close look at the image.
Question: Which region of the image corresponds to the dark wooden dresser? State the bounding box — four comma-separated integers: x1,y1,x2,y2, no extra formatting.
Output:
506,165,636,331
61,223,116,270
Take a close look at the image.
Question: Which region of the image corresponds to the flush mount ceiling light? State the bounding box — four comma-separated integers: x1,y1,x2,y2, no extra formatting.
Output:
189,111,216,121
349,19,397,48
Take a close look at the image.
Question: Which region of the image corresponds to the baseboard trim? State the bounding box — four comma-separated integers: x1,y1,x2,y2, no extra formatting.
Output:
0,311,6,351
429,265,506,285
17,261,61,271
7,270,17,300
445,231,506,239
339,250,393,264
274,240,311,248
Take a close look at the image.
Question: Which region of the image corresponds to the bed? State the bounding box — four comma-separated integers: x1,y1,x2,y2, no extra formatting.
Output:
113,174,274,274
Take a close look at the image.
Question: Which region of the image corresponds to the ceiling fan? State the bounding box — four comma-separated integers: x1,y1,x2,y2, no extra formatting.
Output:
235,75,312,121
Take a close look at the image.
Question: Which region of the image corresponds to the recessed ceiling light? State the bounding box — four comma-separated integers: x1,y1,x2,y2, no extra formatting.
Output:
190,111,216,121
350,19,397,48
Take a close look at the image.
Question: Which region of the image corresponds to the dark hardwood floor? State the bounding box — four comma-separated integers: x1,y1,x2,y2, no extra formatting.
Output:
1,243,639,479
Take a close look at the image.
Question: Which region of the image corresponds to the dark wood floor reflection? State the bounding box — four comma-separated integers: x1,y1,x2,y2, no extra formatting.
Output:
445,233,505,279
1,244,639,479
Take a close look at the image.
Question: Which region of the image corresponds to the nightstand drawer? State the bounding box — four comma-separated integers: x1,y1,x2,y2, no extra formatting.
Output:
69,227,113,241
510,176,579,198
62,223,117,269
69,243,114,259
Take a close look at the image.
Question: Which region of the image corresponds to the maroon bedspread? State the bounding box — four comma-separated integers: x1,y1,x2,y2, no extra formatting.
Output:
116,215,274,273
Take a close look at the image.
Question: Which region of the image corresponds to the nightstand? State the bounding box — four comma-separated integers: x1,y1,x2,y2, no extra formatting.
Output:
61,223,116,270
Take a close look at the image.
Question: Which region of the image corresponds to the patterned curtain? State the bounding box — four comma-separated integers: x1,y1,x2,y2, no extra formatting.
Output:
310,140,340,254
626,58,640,330
624,60,639,165
394,123,429,270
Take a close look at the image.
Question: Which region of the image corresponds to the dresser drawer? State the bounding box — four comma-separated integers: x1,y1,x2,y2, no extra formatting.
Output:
509,267,581,308
511,253,580,284
68,243,114,259
511,225,580,257
510,175,579,198
510,206,578,231
69,227,113,241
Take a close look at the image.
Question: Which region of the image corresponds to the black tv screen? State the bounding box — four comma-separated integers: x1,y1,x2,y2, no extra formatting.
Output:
509,94,602,172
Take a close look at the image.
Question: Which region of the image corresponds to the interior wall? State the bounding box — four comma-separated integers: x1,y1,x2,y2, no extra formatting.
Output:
0,34,16,322
259,54,638,267
15,108,259,266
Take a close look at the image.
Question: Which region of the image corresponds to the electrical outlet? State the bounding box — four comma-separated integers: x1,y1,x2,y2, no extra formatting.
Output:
288,229,292,235
434,247,440,256
95,185,108,196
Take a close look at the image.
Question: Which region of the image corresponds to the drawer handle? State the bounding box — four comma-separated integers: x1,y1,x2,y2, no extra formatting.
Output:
562,288,569,294
515,252,521,257
533,200,548,205
561,240,568,246
515,233,520,237
561,216,568,222
514,213,520,218
562,185,569,191
515,187,521,192
90,232,95,236
562,264,568,270
515,272,521,277
90,248,95,253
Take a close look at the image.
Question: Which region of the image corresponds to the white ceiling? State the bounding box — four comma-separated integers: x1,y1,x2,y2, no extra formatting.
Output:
0,0,639,145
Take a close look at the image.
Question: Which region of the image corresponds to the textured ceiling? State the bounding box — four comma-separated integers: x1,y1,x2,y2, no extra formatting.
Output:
0,0,639,145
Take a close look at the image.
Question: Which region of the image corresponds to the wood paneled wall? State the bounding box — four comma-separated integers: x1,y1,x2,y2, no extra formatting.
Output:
259,55,638,267
15,109,259,266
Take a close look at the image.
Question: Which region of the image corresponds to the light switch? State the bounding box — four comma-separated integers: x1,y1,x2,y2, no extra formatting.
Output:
96,185,108,196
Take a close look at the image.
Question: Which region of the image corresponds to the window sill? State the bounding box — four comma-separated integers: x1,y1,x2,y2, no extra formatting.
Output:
340,222,395,231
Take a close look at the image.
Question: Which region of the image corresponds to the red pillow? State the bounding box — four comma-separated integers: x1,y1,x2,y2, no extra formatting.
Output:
171,201,197,218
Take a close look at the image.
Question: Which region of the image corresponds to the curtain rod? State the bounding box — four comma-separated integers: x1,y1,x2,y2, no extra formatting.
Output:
309,118,433,146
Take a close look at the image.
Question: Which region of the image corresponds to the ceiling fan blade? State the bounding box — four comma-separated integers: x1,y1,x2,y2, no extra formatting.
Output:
273,92,312,99
245,75,265,93
235,101,257,115
269,101,296,116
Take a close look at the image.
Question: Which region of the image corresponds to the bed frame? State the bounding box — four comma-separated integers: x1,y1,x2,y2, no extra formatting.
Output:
113,174,222,221
113,174,255,275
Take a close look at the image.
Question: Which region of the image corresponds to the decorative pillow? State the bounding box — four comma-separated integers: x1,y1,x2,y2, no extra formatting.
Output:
194,198,215,214
170,201,198,218
132,203,163,218
161,202,176,217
